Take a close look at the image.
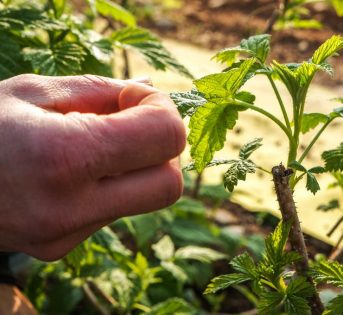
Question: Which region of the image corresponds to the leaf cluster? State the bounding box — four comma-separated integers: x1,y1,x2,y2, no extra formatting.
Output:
205,220,315,315
0,0,190,79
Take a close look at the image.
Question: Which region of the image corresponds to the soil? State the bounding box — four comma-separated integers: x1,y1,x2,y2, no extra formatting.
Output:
142,0,343,88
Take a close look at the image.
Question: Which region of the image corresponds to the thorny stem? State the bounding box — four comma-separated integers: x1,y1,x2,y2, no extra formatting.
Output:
272,164,324,315
267,75,291,131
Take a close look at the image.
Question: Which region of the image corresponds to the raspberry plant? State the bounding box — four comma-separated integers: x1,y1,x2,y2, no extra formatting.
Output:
172,34,343,314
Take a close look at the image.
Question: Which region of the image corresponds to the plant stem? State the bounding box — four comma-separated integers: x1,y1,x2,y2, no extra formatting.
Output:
327,215,343,237
122,48,131,79
267,75,291,131
272,164,324,315
192,172,203,198
298,118,333,163
232,99,294,144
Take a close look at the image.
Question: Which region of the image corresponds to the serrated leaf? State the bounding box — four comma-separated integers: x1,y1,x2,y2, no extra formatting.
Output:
289,161,307,172
286,277,314,298
308,166,326,174
182,158,235,171
323,294,343,315
188,102,239,172
195,58,256,99
0,32,30,80
229,252,257,278
224,159,256,192
284,295,311,315
0,6,67,31
170,89,206,118
161,261,188,283
322,143,343,171
258,291,284,315
204,273,252,294
235,90,256,104
264,220,291,266
95,0,136,26
175,246,226,263
112,27,192,78
23,42,86,75
311,260,343,287
301,113,329,133
312,35,343,65
213,34,271,66
147,297,195,315
239,138,263,159
152,235,175,261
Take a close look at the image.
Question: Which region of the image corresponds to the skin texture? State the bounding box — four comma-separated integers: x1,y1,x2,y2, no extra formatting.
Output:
0,74,186,261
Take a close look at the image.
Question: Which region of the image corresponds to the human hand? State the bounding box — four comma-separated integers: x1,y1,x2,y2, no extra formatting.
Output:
0,74,186,260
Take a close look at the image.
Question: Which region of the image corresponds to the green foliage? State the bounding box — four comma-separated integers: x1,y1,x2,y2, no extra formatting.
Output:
322,143,343,172
311,260,343,287
323,294,343,315
289,161,325,194
147,297,196,315
112,27,192,78
205,221,312,314
213,34,271,66
0,0,190,80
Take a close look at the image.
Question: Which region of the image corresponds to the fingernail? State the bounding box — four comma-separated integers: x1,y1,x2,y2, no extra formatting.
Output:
131,76,152,86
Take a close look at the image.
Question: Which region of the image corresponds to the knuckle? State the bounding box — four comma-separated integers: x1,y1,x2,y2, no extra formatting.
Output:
29,243,69,262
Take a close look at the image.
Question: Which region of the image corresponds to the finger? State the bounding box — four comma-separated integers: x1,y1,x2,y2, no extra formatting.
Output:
5,74,151,115
26,160,182,261
58,96,186,180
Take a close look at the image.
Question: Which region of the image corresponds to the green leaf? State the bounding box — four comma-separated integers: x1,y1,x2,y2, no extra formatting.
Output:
224,159,256,192
111,269,135,310
286,277,314,298
161,261,188,283
0,32,30,80
312,35,343,65
323,294,343,315
311,260,343,287
332,0,343,16
284,295,311,315
64,242,88,273
236,90,256,104
147,297,195,315
301,113,329,133
51,0,66,18
175,246,226,263
112,27,192,78
264,220,291,266
258,291,284,315
204,273,252,294
212,34,271,66
170,89,206,118
239,138,263,159
0,6,67,31
152,235,175,261
91,226,132,257
322,143,343,171
188,102,239,172
333,98,343,104
195,58,256,99
23,42,86,76
95,0,136,26
289,161,307,172
306,172,321,194
229,252,257,278
240,34,271,63
317,199,340,212
182,158,235,172
330,107,343,119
